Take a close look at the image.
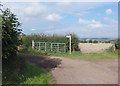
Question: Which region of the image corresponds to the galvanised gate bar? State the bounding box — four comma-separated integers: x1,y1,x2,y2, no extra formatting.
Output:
32,40,66,53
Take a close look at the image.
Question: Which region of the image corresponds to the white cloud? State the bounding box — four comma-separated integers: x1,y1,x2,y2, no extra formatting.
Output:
79,18,89,24
56,2,71,6
31,29,36,31
3,2,117,38
79,18,103,28
2,2,23,16
24,7,44,17
106,9,112,15
89,20,103,28
3,2,47,18
23,3,46,17
45,13,62,21
44,17,117,38
74,11,88,16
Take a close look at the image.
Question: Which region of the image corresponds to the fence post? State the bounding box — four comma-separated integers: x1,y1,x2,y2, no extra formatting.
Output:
45,43,46,51
32,40,34,49
57,43,59,52
64,44,66,53
39,42,40,50
113,43,116,51
51,43,53,51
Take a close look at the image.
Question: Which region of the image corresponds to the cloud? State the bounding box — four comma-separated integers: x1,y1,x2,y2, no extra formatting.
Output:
44,17,117,38
79,18,103,28
106,9,112,15
23,3,46,17
2,2,23,16
3,2,47,18
31,29,36,31
74,11,88,16
45,13,62,21
3,2,117,38
24,7,45,17
89,20,103,28
56,2,71,6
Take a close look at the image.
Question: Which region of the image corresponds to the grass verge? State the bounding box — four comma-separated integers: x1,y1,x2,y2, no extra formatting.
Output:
20,63,53,84
3,63,53,85
49,51,118,60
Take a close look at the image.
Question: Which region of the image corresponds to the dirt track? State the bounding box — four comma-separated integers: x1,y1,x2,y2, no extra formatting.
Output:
27,55,118,84
50,56,118,84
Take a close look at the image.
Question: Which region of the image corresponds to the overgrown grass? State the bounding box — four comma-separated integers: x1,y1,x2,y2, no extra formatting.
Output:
49,51,118,60
19,47,50,56
20,63,53,84
3,62,53,85
21,47,118,60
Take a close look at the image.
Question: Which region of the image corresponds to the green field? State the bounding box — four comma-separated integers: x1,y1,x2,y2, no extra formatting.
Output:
49,51,118,60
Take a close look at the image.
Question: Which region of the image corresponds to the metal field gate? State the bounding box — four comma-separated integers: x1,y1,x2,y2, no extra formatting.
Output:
32,40,66,52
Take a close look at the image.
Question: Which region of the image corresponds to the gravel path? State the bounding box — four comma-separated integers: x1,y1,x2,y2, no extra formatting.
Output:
26,55,118,84
50,56,118,84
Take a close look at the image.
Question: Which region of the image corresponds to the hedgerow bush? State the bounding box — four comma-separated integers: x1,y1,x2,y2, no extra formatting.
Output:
27,47,50,56
21,33,80,52
1,8,24,83
115,39,120,50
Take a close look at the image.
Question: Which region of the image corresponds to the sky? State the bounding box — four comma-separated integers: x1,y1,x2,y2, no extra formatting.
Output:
2,2,118,38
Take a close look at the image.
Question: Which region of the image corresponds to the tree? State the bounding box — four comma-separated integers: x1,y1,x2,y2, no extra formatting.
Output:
115,39,120,49
93,40,98,43
1,8,22,79
89,40,92,43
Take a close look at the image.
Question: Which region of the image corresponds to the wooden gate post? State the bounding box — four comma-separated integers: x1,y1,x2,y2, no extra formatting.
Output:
32,40,34,49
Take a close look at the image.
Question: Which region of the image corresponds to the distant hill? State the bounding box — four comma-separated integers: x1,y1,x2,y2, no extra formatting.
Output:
80,38,117,42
